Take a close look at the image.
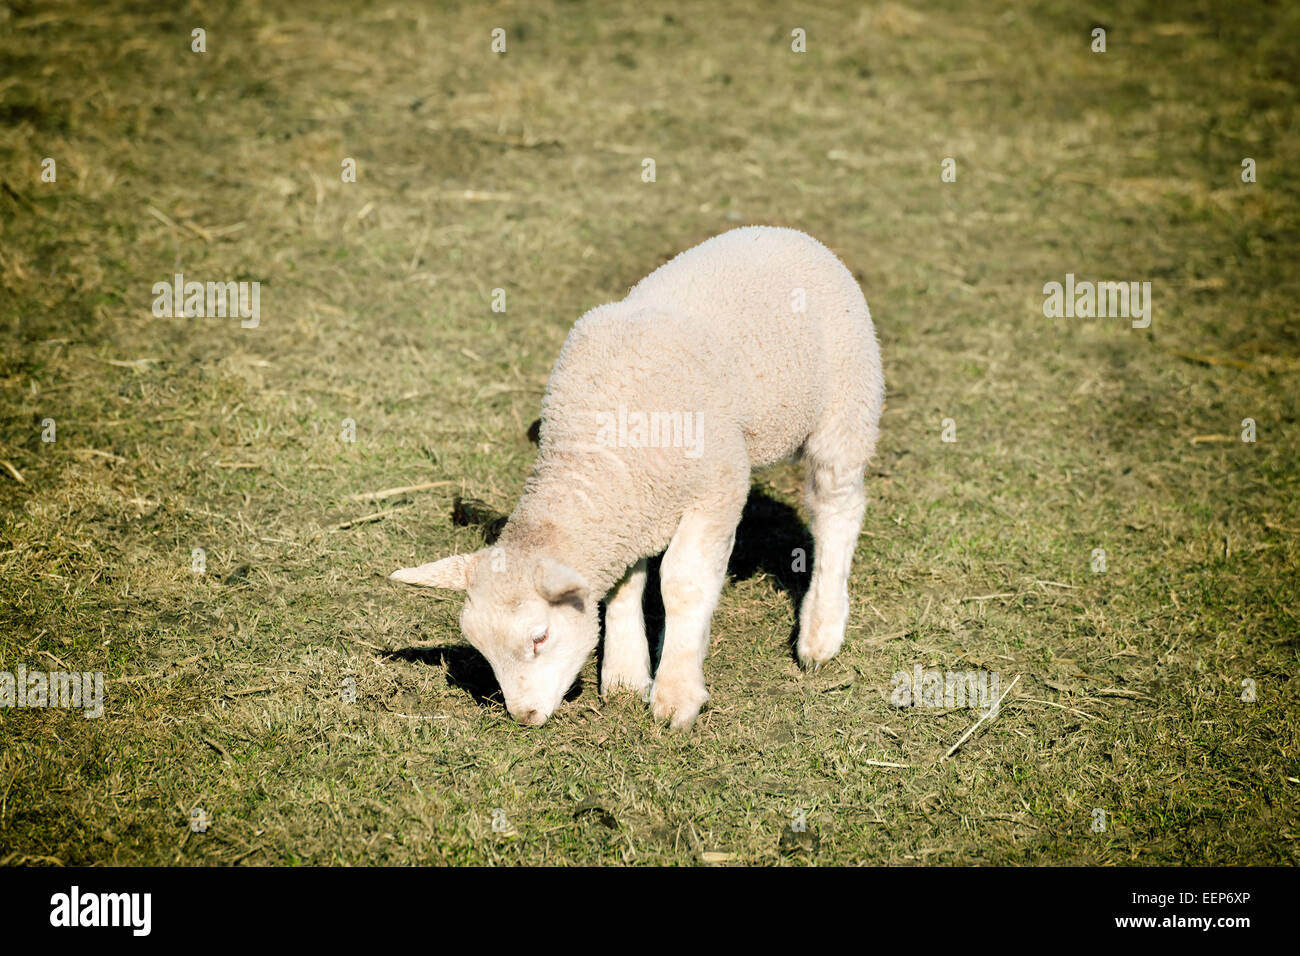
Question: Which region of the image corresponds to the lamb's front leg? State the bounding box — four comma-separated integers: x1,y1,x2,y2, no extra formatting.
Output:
601,558,651,700
651,508,738,730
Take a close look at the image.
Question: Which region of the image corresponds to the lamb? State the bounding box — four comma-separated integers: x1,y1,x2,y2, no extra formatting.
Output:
392,226,884,729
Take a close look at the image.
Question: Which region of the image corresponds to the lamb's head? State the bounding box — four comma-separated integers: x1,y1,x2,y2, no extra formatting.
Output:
390,547,596,726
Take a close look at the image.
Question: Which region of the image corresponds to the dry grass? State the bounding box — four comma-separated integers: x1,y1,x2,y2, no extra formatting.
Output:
1,0,1298,865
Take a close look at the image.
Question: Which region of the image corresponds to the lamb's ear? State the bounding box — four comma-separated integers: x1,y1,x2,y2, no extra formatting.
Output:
390,551,484,590
534,558,589,611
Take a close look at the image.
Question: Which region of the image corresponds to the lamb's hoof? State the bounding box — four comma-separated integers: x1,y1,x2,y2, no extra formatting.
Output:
600,672,652,701
796,628,845,670
649,678,709,731
797,644,838,671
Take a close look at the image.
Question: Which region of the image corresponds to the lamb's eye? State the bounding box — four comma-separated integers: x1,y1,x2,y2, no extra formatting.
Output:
531,628,548,652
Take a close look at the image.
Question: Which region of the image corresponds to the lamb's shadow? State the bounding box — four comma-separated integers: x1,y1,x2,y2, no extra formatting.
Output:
385,645,584,708
385,645,502,707
730,487,813,655
390,487,812,707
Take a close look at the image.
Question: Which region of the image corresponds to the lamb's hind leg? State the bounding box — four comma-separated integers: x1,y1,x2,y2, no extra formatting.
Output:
601,558,651,700
797,459,867,669
650,504,740,730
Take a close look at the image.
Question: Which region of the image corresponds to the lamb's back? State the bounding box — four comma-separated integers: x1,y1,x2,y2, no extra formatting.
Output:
624,227,870,464
541,227,872,467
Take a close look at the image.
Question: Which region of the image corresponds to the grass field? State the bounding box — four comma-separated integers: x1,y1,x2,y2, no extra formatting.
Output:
1,0,1298,866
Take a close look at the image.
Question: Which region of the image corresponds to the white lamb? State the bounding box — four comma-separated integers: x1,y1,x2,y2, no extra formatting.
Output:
393,226,884,729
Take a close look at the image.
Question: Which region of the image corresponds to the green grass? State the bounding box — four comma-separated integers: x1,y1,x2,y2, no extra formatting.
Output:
1,0,1298,865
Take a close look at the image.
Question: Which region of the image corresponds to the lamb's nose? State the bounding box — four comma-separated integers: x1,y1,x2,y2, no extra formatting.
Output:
513,708,545,726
